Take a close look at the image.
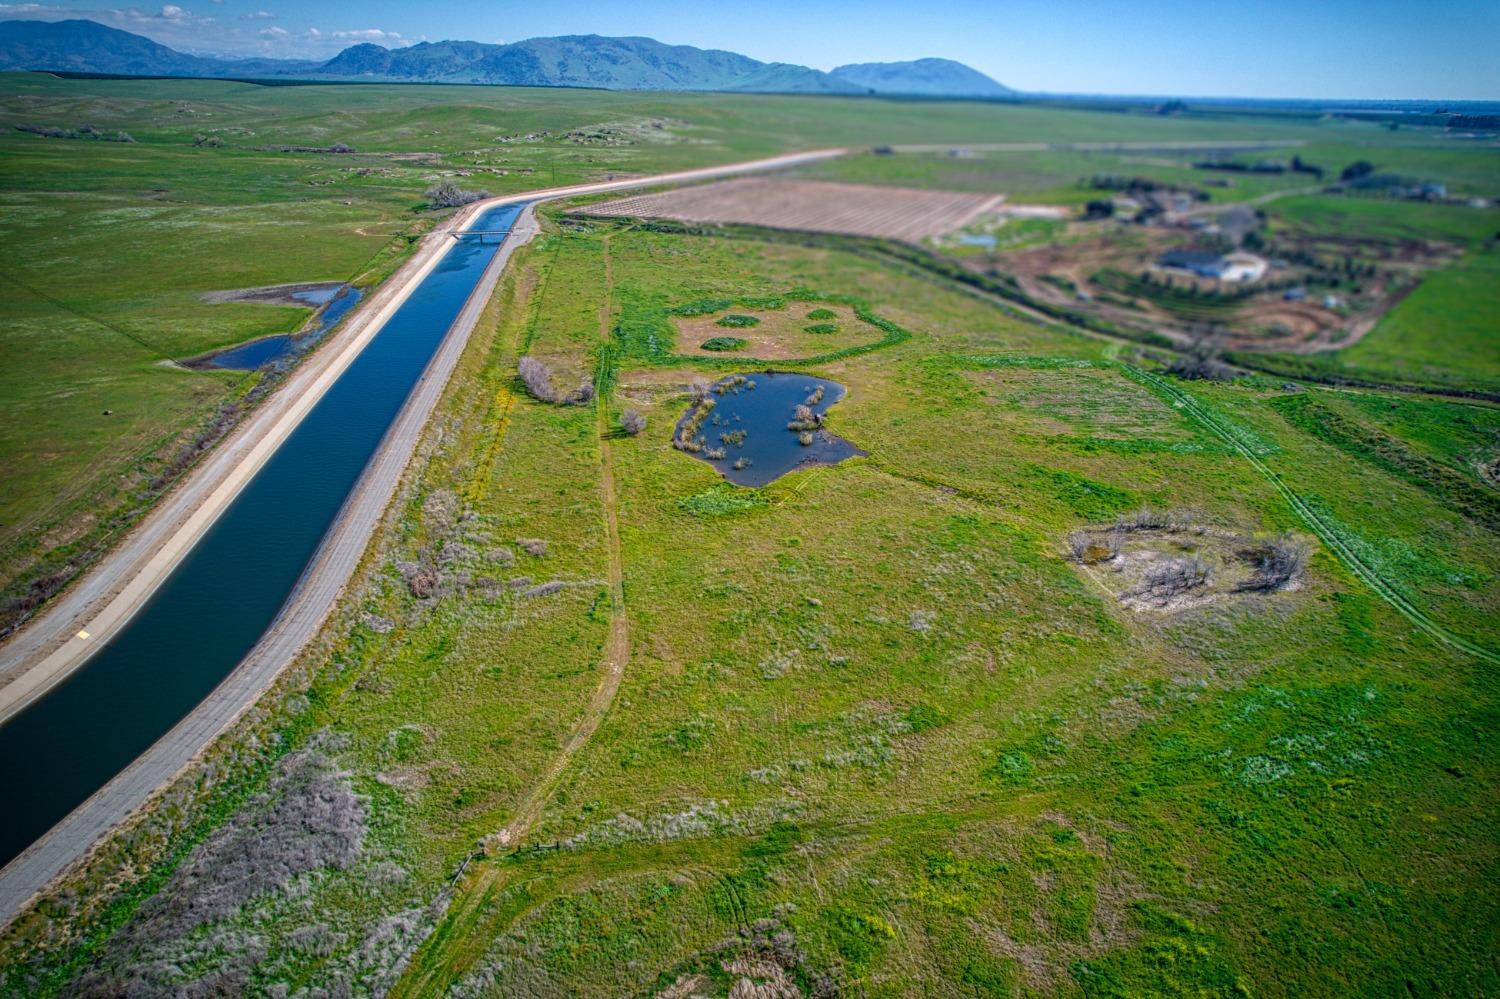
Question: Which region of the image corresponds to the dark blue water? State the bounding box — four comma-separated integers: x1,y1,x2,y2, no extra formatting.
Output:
674,372,864,487
206,285,364,370
0,202,524,867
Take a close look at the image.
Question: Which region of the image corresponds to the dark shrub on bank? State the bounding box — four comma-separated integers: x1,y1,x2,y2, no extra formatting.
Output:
426,180,490,209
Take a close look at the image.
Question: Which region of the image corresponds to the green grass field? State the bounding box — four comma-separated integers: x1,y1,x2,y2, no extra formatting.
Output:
4,196,1495,996
4,72,1496,625
0,72,1374,625
1,75,1497,996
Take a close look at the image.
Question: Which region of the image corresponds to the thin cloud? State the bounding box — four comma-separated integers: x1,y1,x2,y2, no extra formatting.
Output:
329,28,403,41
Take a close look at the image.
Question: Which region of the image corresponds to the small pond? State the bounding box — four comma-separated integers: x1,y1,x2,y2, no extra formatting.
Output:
674,371,865,487
200,284,363,370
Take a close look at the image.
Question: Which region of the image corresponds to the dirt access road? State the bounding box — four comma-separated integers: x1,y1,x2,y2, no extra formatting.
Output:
0,147,844,927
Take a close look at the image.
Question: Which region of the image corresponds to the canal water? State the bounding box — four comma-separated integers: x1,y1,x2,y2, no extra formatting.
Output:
674,371,865,487
0,203,525,868
204,285,365,371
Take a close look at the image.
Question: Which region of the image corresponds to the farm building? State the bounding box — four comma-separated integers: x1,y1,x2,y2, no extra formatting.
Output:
1156,249,1268,283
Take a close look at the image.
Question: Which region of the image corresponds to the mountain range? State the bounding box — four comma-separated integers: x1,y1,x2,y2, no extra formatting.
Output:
0,19,1013,97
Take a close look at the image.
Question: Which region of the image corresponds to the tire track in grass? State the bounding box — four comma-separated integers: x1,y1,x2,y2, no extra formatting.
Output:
1128,365,1500,666
492,232,631,848
396,236,635,996
916,252,1499,667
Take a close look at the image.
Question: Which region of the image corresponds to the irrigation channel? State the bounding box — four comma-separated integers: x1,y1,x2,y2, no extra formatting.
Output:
0,202,526,869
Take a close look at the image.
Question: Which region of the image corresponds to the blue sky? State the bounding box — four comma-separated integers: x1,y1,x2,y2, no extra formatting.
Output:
2,0,1497,98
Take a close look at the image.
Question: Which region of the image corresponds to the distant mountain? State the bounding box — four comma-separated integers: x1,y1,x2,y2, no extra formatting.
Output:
0,19,319,77
830,58,1013,97
0,18,216,76
0,18,1005,97
315,35,869,93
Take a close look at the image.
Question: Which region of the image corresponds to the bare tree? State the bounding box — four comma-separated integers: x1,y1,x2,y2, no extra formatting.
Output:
1239,534,1310,591
1068,529,1122,564
1136,556,1212,603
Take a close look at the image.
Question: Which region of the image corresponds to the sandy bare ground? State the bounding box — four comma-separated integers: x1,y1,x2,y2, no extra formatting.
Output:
0,147,844,927
583,176,1005,241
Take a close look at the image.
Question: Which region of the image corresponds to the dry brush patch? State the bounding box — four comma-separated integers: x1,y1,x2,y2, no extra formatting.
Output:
1066,508,1313,611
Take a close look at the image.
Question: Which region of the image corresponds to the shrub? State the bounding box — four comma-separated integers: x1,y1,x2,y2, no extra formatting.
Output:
1068,529,1121,563
518,356,556,402
700,336,748,352
1238,534,1310,591
408,567,440,598
425,180,489,209
806,308,837,320
716,314,760,328
798,431,815,446
620,409,647,435
562,380,595,406
788,404,822,432
804,323,839,334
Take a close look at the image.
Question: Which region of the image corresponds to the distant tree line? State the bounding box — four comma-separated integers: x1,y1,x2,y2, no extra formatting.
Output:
1191,156,1324,179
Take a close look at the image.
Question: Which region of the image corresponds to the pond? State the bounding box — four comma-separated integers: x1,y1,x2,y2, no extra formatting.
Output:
200,284,364,370
674,371,865,487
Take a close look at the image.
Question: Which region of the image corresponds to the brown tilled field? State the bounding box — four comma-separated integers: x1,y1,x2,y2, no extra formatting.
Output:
581,177,1005,241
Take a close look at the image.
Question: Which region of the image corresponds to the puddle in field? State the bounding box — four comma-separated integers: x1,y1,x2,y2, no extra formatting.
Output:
673,371,865,487
194,283,363,370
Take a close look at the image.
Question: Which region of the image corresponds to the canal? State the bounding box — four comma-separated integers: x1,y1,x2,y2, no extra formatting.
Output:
0,203,525,867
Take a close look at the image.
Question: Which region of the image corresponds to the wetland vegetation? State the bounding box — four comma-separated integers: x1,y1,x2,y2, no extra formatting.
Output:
672,372,865,486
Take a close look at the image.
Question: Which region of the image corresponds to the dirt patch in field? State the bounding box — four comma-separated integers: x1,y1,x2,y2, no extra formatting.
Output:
1068,514,1311,613
676,303,883,359
583,176,1004,241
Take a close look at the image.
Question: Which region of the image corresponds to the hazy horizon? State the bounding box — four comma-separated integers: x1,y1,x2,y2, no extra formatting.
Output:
1,0,1497,100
